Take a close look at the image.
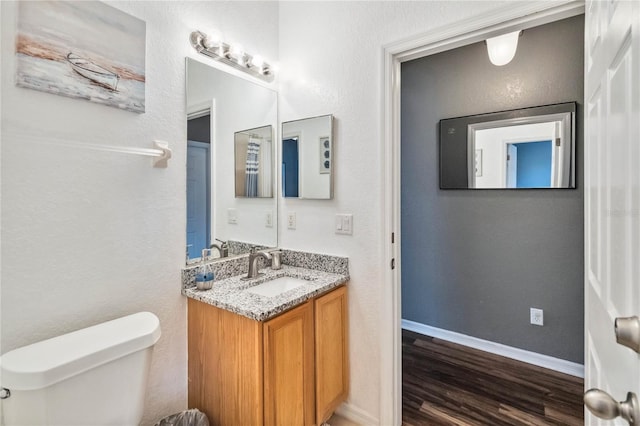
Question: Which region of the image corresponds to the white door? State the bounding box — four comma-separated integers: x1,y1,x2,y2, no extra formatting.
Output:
186,140,211,260
584,0,640,424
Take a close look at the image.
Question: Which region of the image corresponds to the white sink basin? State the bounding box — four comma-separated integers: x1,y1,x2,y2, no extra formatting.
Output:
244,276,310,298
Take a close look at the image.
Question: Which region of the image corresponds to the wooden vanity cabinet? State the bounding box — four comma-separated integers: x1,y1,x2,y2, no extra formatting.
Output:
188,285,348,426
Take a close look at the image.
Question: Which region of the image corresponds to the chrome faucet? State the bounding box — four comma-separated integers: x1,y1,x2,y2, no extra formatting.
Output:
246,248,272,279
211,239,229,258
209,244,222,258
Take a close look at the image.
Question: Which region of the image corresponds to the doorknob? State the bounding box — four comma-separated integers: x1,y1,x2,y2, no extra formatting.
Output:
584,389,640,424
615,316,640,353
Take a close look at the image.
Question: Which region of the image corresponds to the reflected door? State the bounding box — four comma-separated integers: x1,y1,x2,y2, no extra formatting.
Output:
283,138,299,198
506,144,518,188
187,140,210,259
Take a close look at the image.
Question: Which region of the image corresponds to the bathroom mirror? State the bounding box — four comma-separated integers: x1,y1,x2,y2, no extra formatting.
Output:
186,58,277,262
234,125,274,198
440,102,576,189
282,114,334,199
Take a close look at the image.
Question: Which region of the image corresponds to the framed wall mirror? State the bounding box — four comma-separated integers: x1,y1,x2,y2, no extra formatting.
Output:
440,102,576,189
234,125,274,198
186,58,277,262
282,114,334,199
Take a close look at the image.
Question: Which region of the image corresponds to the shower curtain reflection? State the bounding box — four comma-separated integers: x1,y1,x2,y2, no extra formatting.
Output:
244,137,260,197
234,125,273,198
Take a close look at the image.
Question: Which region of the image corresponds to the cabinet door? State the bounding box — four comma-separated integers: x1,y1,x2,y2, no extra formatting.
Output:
315,286,349,424
188,298,263,426
263,300,315,426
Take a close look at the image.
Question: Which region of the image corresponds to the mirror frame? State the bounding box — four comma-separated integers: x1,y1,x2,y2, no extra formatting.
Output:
185,57,278,263
281,114,334,200
439,102,576,189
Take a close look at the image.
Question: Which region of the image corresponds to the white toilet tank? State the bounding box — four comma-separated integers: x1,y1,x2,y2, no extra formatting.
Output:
0,312,161,426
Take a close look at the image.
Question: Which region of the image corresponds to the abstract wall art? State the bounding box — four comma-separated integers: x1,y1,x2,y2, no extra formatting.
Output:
16,1,146,113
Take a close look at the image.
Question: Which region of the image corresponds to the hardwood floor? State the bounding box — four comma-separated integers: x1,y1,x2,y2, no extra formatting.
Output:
402,329,584,426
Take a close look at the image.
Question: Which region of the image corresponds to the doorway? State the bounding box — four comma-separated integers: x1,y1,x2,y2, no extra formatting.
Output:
505,140,553,188
187,114,212,260
399,13,584,423
380,2,586,424
282,137,300,198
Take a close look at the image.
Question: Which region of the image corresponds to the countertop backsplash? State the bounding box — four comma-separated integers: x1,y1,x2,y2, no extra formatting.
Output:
182,249,349,289
280,249,349,275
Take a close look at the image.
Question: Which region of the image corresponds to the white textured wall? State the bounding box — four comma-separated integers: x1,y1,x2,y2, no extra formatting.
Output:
0,1,278,424
277,1,507,422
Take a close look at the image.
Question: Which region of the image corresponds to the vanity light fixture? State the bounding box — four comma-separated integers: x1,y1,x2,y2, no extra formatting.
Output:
190,30,274,82
202,32,222,50
486,30,521,66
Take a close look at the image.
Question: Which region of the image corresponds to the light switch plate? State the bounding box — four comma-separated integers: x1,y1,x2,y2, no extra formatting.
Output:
335,214,353,235
265,211,273,228
228,208,238,225
287,212,296,230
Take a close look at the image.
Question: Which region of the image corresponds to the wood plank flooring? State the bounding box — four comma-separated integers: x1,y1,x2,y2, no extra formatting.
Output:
402,329,584,426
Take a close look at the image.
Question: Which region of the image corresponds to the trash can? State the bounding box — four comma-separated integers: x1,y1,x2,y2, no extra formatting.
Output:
154,409,209,426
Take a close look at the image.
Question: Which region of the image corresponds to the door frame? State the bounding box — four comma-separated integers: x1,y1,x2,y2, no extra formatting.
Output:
379,1,585,424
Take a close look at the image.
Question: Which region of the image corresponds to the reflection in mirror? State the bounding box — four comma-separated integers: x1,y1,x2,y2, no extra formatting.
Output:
282,114,333,199
439,103,576,189
234,125,274,198
186,58,277,262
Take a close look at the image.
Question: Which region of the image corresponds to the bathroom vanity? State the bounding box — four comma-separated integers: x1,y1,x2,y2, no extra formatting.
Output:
183,252,349,426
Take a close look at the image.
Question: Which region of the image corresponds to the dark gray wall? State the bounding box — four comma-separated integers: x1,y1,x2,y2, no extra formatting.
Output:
401,15,585,363
187,115,211,143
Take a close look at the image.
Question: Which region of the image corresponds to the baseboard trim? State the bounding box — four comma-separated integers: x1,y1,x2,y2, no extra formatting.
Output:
402,319,584,378
335,402,379,425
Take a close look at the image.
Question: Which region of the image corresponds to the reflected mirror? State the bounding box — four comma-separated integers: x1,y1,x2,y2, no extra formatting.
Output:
234,125,274,198
282,114,334,199
186,58,277,262
440,102,576,189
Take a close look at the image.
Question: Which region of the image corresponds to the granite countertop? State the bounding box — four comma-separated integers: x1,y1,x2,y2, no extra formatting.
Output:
182,265,349,321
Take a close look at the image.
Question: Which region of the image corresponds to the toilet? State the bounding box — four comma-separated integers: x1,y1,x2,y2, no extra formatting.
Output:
0,311,161,426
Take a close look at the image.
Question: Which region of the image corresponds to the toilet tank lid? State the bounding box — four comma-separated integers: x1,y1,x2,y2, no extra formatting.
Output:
0,312,161,391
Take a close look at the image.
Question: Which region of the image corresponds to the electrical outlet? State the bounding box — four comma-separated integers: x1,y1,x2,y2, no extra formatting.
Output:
265,211,273,228
530,308,544,326
287,212,296,230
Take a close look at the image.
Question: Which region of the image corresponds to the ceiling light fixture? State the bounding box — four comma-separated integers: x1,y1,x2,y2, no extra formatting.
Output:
486,31,521,66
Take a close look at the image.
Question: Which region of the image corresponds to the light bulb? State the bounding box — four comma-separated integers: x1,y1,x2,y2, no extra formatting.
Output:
250,55,264,68
486,31,520,66
203,32,221,49
230,43,244,58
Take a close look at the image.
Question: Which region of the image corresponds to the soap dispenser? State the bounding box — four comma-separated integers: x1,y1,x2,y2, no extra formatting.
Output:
195,249,215,290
